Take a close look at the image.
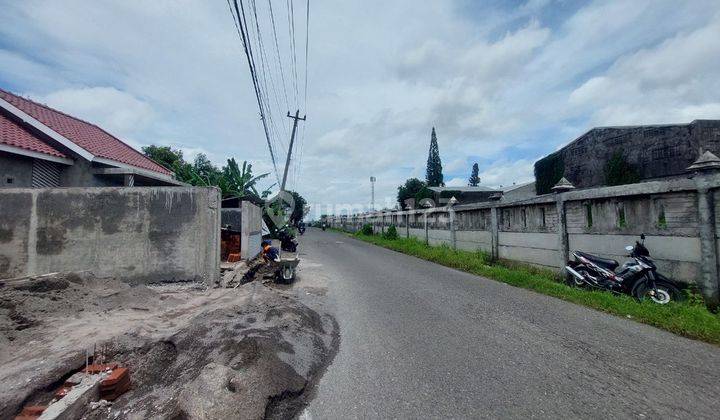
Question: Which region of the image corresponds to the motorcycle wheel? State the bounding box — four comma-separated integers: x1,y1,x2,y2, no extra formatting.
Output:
633,281,682,304
566,267,589,288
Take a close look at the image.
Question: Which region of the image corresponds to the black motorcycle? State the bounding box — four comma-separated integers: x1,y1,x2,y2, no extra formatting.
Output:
297,222,306,235
565,234,683,304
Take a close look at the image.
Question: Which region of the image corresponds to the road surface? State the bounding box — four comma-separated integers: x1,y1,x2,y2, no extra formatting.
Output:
296,229,720,419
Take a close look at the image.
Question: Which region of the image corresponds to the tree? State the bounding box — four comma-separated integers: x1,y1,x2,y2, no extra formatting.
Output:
397,178,426,208
426,127,444,187
221,158,271,201
142,144,274,200
142,145,184,170
287,191,307,226
414,186,435,207
468,163,480,186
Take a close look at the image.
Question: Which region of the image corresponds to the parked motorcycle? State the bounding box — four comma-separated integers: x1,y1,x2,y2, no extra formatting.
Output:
297,222,306,235
565,234,683,304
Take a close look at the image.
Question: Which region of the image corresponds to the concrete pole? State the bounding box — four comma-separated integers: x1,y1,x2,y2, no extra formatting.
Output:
551,177,575,268
449,208,457,250
424,210,429,245
405,212,410,238
687,152,720,311
695,182,720,311
556,195,570,266
490,207,499,261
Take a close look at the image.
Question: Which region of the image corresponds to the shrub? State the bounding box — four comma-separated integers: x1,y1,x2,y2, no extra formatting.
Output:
360,223,374,236
383,225,399,240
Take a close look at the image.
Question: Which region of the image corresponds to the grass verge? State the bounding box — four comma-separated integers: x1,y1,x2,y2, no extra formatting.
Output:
333,229,720,345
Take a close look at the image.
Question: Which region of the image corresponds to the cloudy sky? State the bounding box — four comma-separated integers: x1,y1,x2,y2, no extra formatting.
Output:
1,0,719,214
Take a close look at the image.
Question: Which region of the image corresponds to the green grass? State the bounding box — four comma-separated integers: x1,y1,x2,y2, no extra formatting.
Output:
333,229,720,345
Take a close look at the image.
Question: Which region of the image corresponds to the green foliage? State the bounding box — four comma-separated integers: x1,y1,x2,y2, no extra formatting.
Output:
426,127,444,187
397,178,426,208
657,205,668,229
142,145,184,171
220,158,272,202
383,225,399,240
438,190,462,199
142,144,273,201
605,150,641,186
468,162,480,186
344,232,720,345
534,151,565,195
360,223,374,236
288,190,307,226
414,186,435,207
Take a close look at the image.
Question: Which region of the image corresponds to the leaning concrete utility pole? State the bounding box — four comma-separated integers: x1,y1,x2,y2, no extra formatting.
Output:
280,110,306,192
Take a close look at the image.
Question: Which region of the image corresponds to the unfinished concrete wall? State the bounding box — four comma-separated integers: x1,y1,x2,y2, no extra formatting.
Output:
240,201,263,260
0,186,220,285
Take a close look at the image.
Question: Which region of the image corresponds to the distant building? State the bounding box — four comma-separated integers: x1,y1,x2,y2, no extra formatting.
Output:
428,186,500,205
534,120,720,194
0,88,181,188
500,181,536,203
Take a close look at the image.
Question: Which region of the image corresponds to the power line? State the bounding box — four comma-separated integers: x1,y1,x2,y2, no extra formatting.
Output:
268,0,290,113
228,0,281,184
287,0,299,106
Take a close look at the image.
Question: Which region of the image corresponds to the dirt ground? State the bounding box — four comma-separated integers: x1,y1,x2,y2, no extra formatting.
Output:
0,268,338,419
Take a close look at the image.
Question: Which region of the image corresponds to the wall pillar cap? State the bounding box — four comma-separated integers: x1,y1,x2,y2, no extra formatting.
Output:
687,151,720,172
551,177,576,193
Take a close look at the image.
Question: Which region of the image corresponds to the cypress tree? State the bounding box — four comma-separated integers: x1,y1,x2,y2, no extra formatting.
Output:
426,127,444,187
468,163,480,186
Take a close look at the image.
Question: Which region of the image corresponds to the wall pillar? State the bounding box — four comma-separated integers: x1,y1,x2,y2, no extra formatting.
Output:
695,182,720,310
556,195,569,266
551,177,575,268
424,210,429,245
687,152,720,311
449,207,457,249
405,212,410,238
490,207,499,260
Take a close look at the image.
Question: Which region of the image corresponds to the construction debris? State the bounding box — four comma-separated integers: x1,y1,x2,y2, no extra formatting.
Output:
1,271,337,419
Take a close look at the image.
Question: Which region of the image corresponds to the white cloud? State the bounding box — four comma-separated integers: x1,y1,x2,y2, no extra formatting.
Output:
569,13,720,126
0,0,718,212
478,159,536,189
28,87,155,141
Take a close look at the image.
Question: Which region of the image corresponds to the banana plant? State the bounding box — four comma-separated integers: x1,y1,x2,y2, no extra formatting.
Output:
221,158,271,200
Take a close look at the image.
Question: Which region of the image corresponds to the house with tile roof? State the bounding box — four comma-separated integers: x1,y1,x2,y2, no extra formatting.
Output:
0,88,182,188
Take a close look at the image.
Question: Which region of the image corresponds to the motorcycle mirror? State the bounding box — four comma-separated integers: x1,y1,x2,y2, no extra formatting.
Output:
625,245,634,252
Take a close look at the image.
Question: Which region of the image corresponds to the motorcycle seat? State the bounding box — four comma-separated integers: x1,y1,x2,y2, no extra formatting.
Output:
576,251,619,270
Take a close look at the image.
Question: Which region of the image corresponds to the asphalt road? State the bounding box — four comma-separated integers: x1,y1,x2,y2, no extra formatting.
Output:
297,229,720,419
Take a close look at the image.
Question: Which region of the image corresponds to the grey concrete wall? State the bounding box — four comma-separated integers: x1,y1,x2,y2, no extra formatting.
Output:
0,151,34,188
329,176,720,288
536,120,720,190
240,201,262,260
0,186,220,285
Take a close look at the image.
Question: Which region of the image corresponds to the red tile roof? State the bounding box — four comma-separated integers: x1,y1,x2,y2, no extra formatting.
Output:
0,112,67,158
0,88,172,175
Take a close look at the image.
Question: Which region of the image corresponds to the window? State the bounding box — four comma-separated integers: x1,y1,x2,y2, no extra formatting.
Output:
657,203,667,229
5,177,13,185
617,203,627,228
585,203,593,228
